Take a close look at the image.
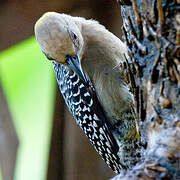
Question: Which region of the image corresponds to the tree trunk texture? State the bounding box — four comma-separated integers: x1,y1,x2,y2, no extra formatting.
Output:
113,0,180,179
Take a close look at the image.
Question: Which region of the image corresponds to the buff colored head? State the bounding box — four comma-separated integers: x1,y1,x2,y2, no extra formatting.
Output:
34,12,84,64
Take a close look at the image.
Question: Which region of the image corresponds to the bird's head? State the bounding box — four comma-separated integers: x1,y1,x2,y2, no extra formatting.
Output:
34,12,86,82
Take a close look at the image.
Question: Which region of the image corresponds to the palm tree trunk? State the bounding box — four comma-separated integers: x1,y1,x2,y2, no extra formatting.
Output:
113,0,180,179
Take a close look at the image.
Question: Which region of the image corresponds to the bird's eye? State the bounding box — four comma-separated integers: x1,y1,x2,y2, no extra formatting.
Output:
67,29,79,47
72,33,77,40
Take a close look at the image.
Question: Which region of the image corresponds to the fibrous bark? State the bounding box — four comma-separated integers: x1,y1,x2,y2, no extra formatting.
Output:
113,0,180,179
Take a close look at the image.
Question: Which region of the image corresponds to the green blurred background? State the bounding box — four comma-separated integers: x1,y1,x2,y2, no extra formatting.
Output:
0,38,56,180
0,1,122,179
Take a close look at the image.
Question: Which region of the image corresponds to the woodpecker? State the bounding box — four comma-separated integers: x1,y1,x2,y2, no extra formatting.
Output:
34,12,139,173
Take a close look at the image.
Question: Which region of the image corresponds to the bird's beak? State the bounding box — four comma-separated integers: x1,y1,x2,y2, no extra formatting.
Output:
66,54,87,83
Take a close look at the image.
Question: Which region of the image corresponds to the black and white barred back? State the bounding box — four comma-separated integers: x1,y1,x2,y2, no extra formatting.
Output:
53,61,125,173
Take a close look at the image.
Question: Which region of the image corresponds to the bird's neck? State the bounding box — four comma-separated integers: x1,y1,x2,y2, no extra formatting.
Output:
79,20,126,81
77,20,133,122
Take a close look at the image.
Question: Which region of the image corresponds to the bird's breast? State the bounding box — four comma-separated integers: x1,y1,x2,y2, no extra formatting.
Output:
90,68,133,125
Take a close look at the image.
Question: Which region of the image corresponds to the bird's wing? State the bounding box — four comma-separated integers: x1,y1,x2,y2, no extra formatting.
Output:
53,61,125,173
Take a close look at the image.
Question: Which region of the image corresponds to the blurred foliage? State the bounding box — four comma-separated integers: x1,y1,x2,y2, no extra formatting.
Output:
0,37,56,180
